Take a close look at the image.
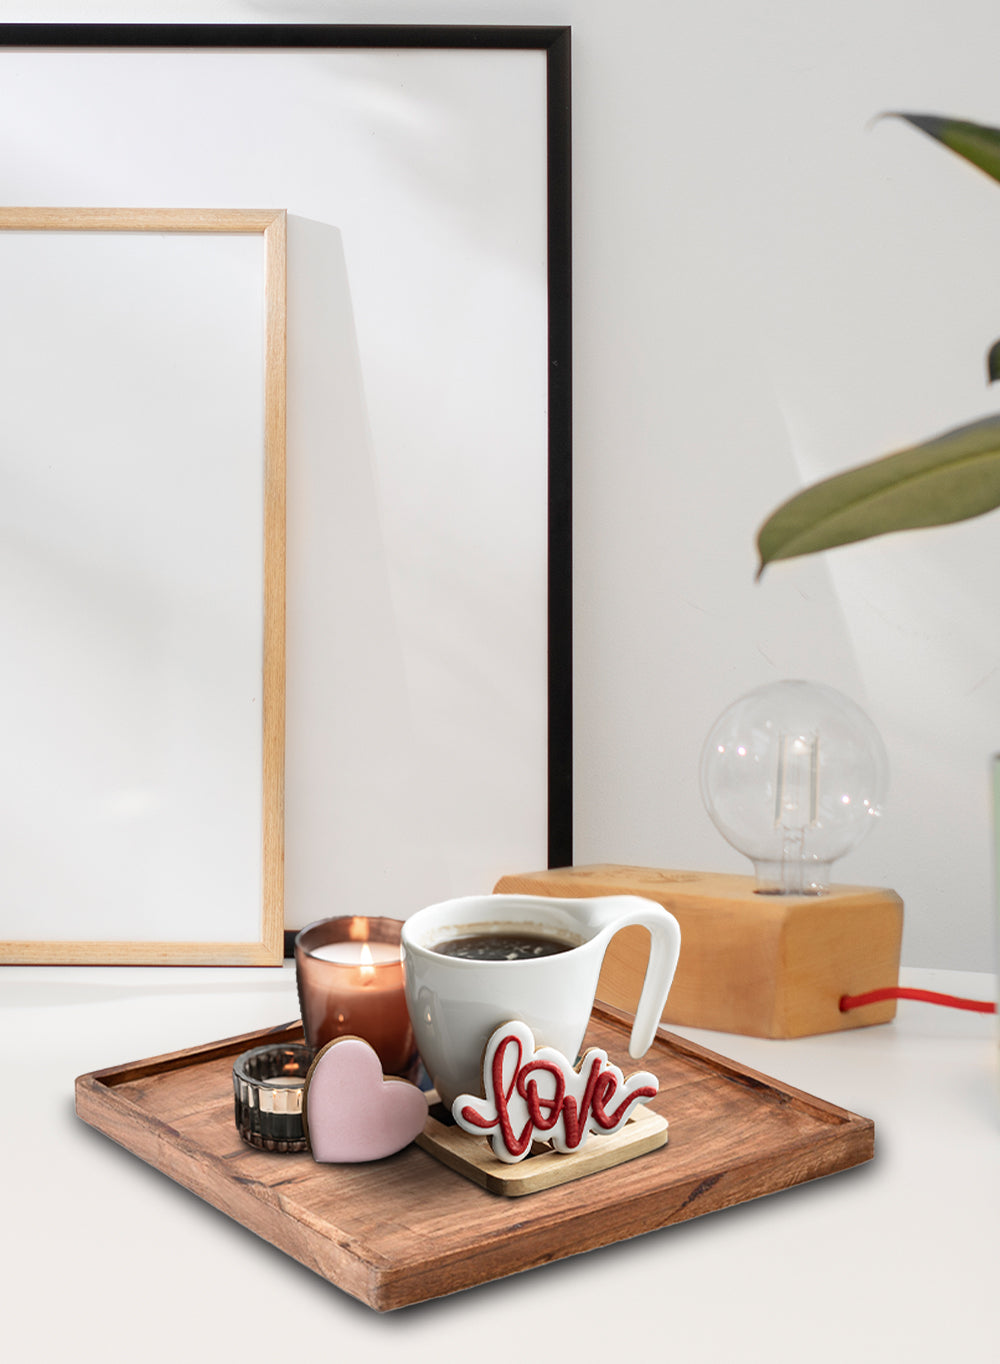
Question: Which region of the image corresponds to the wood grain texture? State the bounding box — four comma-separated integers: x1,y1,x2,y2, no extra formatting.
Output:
0,207,287,966
260,208,287,966
75,1007,874,1311
0,939,283,966
494,865,903,1038
0,206,285,233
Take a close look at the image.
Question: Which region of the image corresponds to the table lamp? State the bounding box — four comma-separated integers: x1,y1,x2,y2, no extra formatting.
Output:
495,680,903,1038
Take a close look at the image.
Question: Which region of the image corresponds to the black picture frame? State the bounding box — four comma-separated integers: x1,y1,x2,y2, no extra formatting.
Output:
0,24,573,956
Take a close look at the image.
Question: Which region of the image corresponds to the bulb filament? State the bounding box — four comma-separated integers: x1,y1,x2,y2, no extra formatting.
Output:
773,731,820,829
772,732,821,892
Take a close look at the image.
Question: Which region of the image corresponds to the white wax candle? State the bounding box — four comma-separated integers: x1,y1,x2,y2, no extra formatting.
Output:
308,940,402,965
262,1076,304,1088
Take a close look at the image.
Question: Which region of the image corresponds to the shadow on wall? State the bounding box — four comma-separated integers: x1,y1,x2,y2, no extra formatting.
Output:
283,216,445,929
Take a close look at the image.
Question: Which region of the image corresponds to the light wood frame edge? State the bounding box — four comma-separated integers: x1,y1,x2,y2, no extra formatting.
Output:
0,206,287,966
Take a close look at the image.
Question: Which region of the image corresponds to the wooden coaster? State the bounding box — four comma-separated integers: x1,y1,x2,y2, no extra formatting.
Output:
415,1097,668,1196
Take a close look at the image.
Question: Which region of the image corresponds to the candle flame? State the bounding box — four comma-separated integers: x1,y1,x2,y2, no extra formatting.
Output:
359,940,375,981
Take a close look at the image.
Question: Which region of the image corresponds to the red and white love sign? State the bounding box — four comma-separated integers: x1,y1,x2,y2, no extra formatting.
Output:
451,1020,659,1163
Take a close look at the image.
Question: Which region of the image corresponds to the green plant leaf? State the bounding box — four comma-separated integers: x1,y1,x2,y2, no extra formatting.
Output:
756,413,1000,576
891,115,1000,387
988,339,1000,383
887,112,1000,186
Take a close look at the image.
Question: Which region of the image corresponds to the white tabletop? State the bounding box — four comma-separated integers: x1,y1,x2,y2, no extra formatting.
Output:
3,962,996,1361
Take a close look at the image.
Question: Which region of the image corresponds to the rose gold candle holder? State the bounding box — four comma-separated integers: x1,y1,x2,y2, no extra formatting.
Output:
294,915,417,1079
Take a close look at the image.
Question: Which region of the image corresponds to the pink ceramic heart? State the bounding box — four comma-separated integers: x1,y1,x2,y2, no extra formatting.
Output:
304,1036,428,1163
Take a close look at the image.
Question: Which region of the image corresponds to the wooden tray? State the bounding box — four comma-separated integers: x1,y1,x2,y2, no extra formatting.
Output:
74,1005,874,1312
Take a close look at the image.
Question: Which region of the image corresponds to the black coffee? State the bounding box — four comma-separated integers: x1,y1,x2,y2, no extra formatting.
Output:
431,931,574,962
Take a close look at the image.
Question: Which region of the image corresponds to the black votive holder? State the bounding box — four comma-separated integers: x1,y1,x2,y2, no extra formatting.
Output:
233,1044,312,1153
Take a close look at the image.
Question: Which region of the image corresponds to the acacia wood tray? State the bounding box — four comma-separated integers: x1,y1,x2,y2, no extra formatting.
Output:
74,1005,874,1311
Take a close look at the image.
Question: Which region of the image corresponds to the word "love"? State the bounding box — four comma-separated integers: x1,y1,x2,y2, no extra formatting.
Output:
452,1020,659,1163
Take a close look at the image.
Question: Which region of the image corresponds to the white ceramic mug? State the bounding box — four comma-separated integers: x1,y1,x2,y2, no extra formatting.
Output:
400,893,682,1106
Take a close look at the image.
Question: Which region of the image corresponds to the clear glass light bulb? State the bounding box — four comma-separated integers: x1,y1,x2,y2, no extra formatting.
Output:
698,680,888,895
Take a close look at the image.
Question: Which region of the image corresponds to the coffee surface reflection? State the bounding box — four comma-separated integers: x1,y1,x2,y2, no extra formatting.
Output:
431,931,575,962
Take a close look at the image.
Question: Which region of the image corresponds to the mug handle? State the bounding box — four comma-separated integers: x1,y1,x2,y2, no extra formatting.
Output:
580,895,682,1058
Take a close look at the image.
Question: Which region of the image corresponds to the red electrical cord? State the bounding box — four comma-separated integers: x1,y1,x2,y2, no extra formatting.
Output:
840,986,996,1014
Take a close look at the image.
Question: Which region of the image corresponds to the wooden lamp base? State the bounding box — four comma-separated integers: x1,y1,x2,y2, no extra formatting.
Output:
493,864,903,1039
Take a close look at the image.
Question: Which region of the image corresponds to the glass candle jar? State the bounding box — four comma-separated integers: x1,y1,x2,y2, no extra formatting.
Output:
294,916,417,1079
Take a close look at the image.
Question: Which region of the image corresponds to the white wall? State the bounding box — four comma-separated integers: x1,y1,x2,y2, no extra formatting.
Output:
568,0,1000,974
6,0,1000,970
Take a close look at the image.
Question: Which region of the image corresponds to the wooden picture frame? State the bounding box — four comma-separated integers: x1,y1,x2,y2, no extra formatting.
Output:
0,25,572,963
0,206,287,964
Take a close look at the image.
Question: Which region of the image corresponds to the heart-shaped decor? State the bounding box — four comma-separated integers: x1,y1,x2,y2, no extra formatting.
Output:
303,1036,428,1163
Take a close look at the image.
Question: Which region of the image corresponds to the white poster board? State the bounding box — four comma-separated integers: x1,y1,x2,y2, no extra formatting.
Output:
0,207,287,963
